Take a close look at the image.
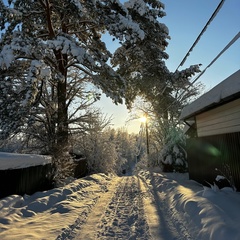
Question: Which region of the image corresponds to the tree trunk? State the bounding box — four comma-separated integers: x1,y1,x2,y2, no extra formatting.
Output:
54,49,69,153
57,79,68,151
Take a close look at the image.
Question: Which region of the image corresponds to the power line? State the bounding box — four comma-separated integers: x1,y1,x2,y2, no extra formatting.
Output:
175,0,225,71
190,31,240,86
164,31,240,116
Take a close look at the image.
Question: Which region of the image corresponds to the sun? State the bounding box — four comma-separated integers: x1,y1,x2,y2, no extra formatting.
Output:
139,116,147,123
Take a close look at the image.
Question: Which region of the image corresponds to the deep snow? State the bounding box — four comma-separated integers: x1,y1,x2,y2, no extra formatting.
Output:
0,167,240,239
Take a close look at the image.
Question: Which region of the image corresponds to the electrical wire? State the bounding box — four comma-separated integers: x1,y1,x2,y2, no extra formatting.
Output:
163,31,240,117
190,31,240,86
175,0,225,71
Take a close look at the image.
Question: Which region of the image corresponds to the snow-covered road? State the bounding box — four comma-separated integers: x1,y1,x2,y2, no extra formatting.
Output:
75,174,192,240
78,176,151,239
1,170,240,239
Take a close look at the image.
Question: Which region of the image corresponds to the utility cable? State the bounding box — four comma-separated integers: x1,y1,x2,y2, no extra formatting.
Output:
163,31,240,116
190,31,240,86
176,0,225,71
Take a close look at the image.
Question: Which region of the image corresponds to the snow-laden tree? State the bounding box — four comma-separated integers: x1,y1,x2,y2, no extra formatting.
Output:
158,123,188,172
112,0,201,117
75,127,137,174
111,128,137,170
0,0,201,180
0,0,146,153
129,97,198,170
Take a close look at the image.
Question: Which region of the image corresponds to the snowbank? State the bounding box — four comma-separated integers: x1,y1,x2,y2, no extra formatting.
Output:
0,173,112,239
139,169,240,240
0,152,52,170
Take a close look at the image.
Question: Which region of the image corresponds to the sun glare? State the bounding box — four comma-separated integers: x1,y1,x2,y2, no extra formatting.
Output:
140,116,147,123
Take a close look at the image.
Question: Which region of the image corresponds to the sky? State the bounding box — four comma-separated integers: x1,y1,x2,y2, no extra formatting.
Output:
1,154,240,239
94,0,240,133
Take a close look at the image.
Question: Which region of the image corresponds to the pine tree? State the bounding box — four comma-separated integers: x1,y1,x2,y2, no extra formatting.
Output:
112,0,201,117
0,0,145,154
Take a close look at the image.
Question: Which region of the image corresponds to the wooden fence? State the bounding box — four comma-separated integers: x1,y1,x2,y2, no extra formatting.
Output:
0,163,54,199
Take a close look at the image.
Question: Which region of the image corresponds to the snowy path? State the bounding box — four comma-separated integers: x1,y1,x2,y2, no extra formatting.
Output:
0,172,194,240
75,174,192,240
1,171,240,239
96,176,150,239
77,176,151,239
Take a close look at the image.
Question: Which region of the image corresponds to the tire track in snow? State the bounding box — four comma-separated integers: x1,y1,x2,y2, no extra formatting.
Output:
96,176,151,240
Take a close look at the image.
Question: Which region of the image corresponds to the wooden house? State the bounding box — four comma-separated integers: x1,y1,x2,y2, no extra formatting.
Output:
180,70,240,190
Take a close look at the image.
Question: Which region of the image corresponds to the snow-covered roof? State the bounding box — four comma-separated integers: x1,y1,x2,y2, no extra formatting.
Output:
180,69,240,120
0,152,52,170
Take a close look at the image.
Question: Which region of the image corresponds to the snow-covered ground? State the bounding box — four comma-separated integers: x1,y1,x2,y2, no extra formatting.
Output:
139,169,240,240
0,168,240,239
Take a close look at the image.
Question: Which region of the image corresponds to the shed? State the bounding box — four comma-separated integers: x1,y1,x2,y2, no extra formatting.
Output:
180,70,240,190
0,152,54,198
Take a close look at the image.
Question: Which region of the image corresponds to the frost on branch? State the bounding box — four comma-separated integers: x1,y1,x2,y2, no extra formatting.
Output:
107,14,144,43
97,0,145,43
171,64,201,86
125,0,166,21
22,60,51,107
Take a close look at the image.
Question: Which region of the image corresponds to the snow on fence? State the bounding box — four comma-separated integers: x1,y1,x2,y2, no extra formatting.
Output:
0,152,53,199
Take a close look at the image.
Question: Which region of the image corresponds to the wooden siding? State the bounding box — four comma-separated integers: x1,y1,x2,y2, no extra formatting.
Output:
186,132,240,191
0,163,54,199
196,98,240,137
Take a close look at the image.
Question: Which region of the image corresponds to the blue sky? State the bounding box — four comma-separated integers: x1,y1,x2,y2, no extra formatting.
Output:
95,0,240,133
162,0,239,88
1,0,239,133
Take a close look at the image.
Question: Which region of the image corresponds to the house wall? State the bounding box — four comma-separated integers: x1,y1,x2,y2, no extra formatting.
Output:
196,98,240,137
186,132,240,191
